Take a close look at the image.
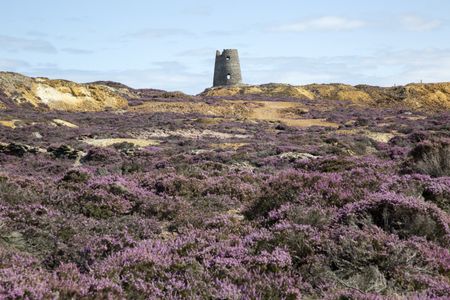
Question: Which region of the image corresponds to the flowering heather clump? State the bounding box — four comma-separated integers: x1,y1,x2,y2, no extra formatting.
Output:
0,101,449,299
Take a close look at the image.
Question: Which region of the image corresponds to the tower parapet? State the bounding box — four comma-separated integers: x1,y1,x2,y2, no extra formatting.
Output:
213,49,242,87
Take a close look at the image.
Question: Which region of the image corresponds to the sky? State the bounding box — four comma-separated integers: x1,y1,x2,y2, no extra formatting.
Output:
1,0,449,94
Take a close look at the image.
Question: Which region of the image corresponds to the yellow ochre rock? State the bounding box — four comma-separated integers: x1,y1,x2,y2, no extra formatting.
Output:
201,82,450,111
0,72,128,111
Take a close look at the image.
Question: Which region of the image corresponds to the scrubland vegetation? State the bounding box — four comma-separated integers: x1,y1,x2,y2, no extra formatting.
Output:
0,96,449,299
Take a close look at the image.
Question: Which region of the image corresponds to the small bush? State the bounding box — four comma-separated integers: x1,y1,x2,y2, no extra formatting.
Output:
404,140,450,177
61,169,91,183
81,147,121,163
338,192,450,246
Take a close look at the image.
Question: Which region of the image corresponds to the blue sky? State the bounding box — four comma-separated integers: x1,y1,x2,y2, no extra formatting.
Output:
1,0,449,93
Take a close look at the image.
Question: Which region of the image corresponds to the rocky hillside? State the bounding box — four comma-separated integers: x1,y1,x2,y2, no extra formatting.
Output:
0,72,128,111
202,82,450,111
0,80,449,298
1,72,449,111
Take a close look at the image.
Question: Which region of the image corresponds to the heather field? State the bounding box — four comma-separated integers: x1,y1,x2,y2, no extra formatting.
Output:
0,96,449,299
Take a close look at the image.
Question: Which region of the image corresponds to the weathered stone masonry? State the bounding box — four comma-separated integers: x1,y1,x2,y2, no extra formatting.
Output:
213,49,243,87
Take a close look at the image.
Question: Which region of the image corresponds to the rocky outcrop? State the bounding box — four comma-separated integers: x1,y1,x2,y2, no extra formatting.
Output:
201,83,450,111
0,72,128,111
401,83,450,110
1,71,449,112
47,145,83,159
0,142,43,157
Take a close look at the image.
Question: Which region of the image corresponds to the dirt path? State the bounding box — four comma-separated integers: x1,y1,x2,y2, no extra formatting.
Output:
244,101,339,128
131,100,339,128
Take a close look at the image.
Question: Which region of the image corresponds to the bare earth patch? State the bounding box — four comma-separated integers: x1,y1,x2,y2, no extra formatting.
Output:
0,120,20,129
364,131,396,143
134,129,250,140
35,85,83,105
52,119,79,128
244,101,339,128
130,101,252,118
405,116,428,121
131,100,339,128
210,143,248,150
83,138,160,148
337,129,397,143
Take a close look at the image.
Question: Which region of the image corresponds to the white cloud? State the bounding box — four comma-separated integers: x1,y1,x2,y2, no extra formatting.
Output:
123,28,195,39
0,58,30,70
176,47,216,57
243,49,450,87
401,15,442,32
180,5,213,16
273,16,366,32
61,48,94,55
5,48,450,95
23,62,209,94
0,35,57,53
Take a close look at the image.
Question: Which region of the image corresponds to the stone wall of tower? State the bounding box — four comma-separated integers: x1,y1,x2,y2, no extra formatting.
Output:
213,49,242,87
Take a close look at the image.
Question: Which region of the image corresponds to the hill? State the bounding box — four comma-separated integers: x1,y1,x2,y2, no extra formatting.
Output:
0,72,128,111
201,82,450,111
0,72,449,112
0,71,449,299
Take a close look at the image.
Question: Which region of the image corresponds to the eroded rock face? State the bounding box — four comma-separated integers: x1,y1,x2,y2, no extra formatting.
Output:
1,71,449,112
201,82,450,111
402,83,450,110
0,72,128,111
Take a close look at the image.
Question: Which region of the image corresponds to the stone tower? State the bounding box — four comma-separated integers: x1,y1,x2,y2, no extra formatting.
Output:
213,49,242,87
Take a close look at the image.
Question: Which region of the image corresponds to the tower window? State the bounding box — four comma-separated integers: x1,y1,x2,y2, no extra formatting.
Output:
227,74,231,80
226,56,230,61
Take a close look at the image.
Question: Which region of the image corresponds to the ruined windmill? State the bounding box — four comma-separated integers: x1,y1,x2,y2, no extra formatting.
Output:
213,49,243,87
